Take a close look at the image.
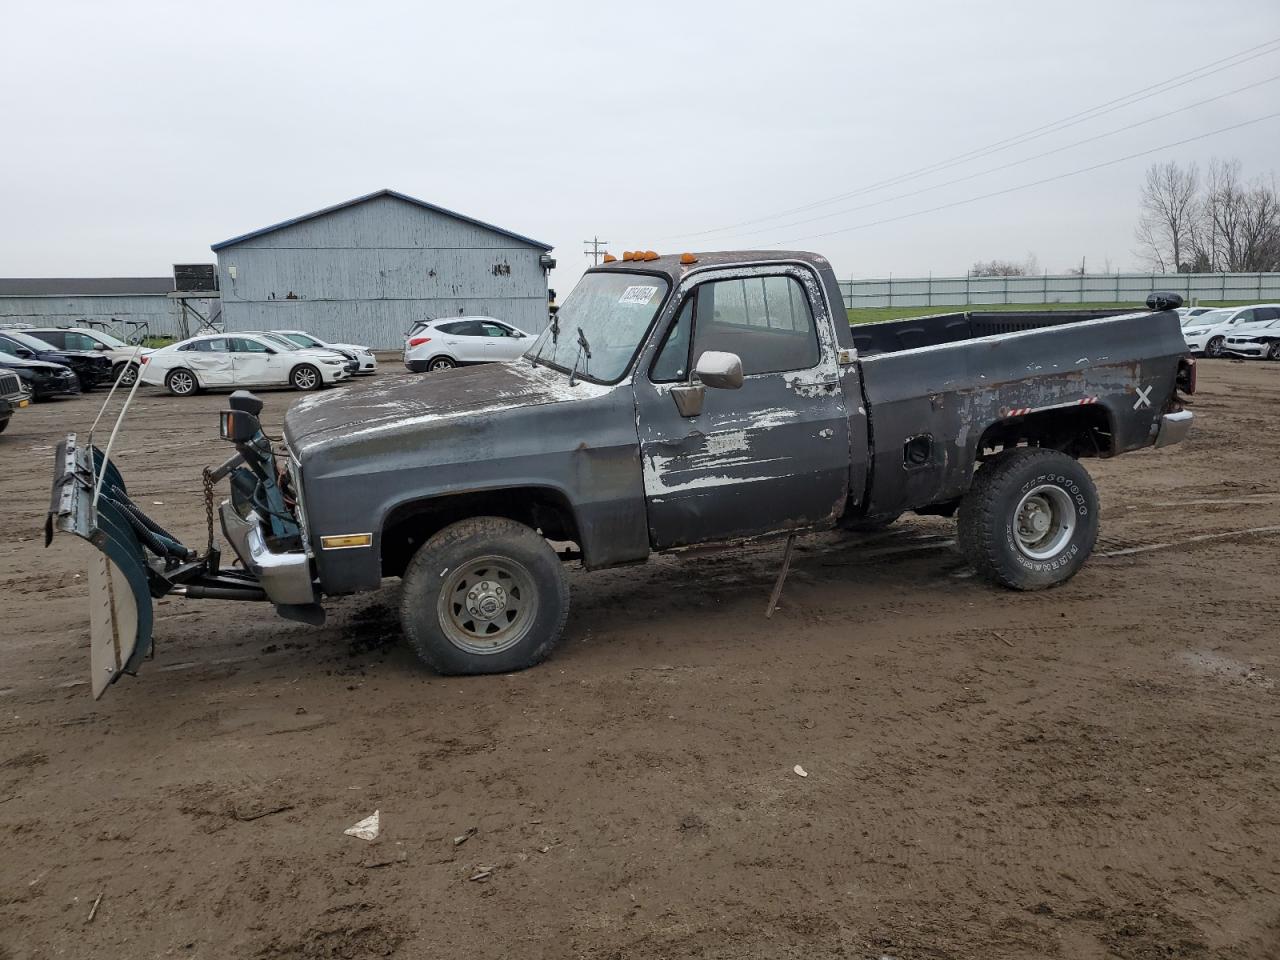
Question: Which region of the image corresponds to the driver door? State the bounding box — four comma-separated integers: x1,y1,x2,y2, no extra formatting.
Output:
632,266,852,550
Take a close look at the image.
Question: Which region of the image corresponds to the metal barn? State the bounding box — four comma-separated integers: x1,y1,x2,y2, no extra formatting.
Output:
0,277,195,339
211,189,554,349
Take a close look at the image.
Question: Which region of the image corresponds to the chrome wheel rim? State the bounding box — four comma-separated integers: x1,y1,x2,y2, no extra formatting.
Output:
294,367,318,389
429,358,453,371
1206,337,1224,358
1014,484,1076,560
170,371,194,394
1270,343,1280,361
119,365,137,385
437,556,537,655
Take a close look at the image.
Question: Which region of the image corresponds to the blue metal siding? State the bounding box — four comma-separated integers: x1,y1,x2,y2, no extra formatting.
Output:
216,194,550,348
0,293,201,338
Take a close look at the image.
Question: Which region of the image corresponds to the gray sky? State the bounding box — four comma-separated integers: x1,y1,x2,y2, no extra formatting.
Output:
2,0,1278,293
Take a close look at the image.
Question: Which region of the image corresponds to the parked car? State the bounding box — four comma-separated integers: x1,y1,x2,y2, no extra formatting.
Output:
49,250,1196,698
0,330,112,389
1181,304,1280,357
247,331,359,377
0,368,32,433
1176,306,1217,321
1223,318,1280,360
24,326,152,385
272,330,377,375
403,317,532,372
0,353,80,399
141,333,352,395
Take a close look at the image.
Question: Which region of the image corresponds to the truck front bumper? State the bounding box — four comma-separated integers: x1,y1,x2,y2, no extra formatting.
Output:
220,501,316,605
1154,409,1194,448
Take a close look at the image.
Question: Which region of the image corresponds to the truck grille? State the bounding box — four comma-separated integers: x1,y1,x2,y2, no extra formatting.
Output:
0,370,21,399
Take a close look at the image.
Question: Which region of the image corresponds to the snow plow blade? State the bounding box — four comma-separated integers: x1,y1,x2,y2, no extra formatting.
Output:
46,434,180,698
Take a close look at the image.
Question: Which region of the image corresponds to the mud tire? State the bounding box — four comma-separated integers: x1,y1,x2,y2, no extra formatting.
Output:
958,448,1099,591
400,517,569,675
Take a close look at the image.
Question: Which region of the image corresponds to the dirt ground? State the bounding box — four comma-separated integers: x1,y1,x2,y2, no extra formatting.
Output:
2,358,1279,960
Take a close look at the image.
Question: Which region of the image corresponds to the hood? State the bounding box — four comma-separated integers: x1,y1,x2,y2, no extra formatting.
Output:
330,342,369,353
0,355,72,372
285,361,608,455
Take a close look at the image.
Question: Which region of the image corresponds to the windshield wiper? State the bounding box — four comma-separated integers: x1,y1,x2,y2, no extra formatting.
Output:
568,326,592,386
529,313,560,368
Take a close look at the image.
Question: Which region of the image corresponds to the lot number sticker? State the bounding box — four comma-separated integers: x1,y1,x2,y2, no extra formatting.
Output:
619,285,658,305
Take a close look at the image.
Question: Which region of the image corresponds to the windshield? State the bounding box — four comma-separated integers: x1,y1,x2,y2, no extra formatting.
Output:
3,330,55,351
526,272,669,383
257,333,302,351
284,332,321,348
92,330,128,348
1188,309,1231,327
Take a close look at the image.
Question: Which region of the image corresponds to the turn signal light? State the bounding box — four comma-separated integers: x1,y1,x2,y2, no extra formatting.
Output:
408,337,431,347
680,253,697,264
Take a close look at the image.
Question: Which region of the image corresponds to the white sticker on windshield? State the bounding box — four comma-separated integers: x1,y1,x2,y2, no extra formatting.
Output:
619,285,658,306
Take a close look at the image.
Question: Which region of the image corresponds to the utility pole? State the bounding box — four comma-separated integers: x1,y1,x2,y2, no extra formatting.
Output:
583,236,610,265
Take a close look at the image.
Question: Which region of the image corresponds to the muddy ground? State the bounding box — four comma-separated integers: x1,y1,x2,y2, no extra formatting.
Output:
1,359,1278,960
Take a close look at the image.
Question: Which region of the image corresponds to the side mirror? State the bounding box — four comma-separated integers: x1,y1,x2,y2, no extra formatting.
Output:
694,350,744,390
93,343,110,351
264,347,277,354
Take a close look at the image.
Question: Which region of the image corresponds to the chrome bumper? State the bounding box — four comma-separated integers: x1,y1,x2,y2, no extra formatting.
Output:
1154,409,1194,449
219,501,316,605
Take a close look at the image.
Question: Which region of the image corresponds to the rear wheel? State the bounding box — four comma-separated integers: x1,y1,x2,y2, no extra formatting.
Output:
113,362,139,386
290,364,321,391
957,448,1099,590
165,368,198,396
428,356,455,372
400,517,569,675
1205,336,1225,358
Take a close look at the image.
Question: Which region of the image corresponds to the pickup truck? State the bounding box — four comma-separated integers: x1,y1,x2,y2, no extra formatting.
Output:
48,251,1196,697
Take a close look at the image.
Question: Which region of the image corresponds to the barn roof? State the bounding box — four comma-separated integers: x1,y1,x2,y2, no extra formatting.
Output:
0,277,174,296
211,188,553,252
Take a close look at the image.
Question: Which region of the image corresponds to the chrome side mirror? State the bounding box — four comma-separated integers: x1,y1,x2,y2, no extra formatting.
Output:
694,350,744,390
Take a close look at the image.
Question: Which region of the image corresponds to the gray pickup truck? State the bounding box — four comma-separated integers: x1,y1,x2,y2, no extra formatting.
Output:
49,251,1195,697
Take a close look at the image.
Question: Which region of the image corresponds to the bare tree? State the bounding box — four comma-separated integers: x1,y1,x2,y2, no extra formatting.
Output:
1135,161,1199,272
970,252,1040,277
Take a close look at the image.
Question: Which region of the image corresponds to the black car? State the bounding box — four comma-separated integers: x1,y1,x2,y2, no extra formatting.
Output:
0,353,80,400
0,330,112,390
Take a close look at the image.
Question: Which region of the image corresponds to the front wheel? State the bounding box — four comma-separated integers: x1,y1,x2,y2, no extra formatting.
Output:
957,448,1099,590
400,517,569,675
113,362,139,386
1268,342,1280,361
290,364,321,391
1204,336,1225,358
165,368,198,396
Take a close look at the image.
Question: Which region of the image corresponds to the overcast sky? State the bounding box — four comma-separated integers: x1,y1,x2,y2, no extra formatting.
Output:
2,0,1278,293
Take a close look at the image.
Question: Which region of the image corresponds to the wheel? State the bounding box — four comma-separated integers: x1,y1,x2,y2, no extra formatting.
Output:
957,448,1099,591
165,368,198,396
290,364,321,391
427,356,456,372
1204,336,1225,358
840,511,901,533
113,362,139,386
1268,342,1280,361
400,516,569,675
0,418,8,433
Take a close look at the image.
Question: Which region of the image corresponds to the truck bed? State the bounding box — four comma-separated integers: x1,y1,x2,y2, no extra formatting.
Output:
848,306,1187,519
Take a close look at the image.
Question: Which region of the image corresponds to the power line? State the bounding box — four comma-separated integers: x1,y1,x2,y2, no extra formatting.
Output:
713,72,1280,243
664,35,1280,241
583,236,610,265
760,110,1280,247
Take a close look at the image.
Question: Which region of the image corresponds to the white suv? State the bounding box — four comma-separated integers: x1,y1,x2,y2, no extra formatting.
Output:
403,317,532,372
24,326,152,385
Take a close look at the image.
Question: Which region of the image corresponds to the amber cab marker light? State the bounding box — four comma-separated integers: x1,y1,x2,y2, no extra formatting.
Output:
643,250,659,261
622,251,635,261
680,252,697,264
602,253,617,263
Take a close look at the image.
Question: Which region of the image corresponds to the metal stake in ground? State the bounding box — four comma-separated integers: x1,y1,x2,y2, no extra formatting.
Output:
765,534,797,619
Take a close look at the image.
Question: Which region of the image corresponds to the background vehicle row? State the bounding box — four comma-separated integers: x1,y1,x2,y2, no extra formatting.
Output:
141,333,352,395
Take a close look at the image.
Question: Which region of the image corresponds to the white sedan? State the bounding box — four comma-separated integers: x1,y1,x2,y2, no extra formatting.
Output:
403,316,532,372
141,333,351,396
1224,318,1280,360
273,329,377,375
1182,304,1280,357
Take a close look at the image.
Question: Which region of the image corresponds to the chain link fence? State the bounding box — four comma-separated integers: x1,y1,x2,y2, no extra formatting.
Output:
841,272,1280,310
